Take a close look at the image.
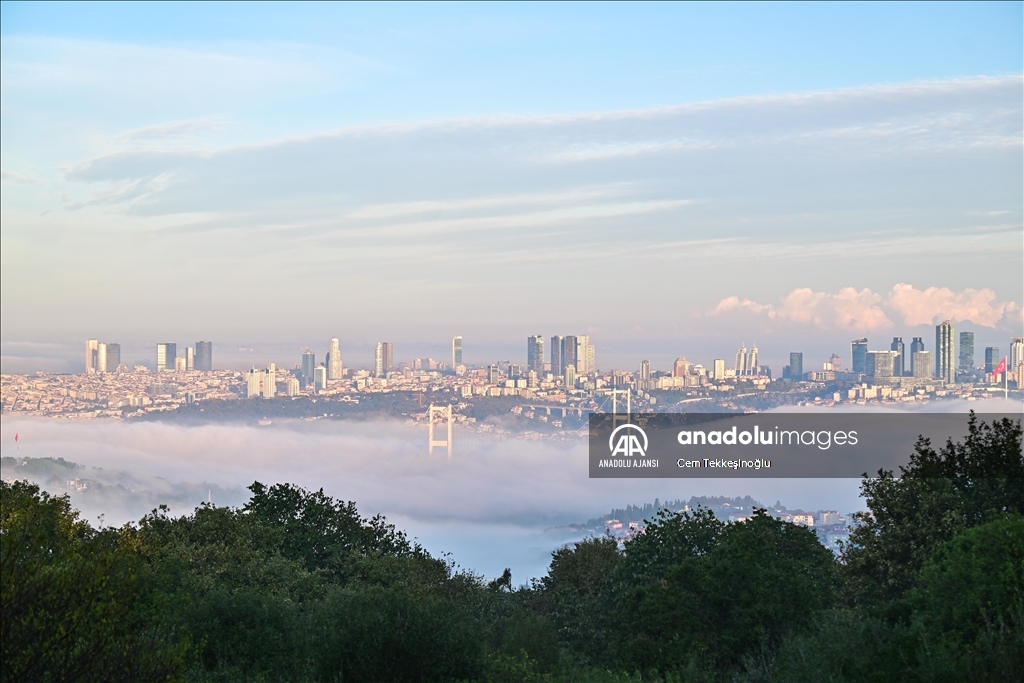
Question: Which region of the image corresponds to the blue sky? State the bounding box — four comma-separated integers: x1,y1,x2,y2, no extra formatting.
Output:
1,2,1022,371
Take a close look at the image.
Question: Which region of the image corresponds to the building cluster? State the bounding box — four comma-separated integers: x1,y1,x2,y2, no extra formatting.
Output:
2,327,1021,421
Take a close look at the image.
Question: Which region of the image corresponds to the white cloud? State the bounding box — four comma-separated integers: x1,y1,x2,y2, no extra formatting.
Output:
1,168,44,185
712,284,1020,331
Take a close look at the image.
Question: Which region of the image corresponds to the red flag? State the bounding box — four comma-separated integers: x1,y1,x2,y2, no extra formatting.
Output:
13,433,18,443
994,356,1007,375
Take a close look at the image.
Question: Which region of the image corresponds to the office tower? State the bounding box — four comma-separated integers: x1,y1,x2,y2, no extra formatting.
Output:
174,356,187,373
713,359,725,380
936,321,955,383
562,336,578,375
640,359,651,381
958,332,974,372
866,351,895,380
851,338,868,374
985,347,1000,374
829,354,843,372
735,345,747,375
672,358,689,377
527,336,544,374
789,352,804,380
508,364,521,379
452,336,463,367
195,341,213,371
909,337,925,376
314,365,327,391
96,343,108,373
488,364,500,384
301,349,316,384
262,367,276,398
913,351,933,379
374,342,393,377
326,337,342,380
576,335,591,374
891,338,905,377
564,364,576,389
586,343,595,374
286,376,300,397
106,343,121,372
550,336,564,376
746,345,758,375
1012,338,1024,371
157,343,176,372
85,340,99,373
247,369,261,398
186,346,195,371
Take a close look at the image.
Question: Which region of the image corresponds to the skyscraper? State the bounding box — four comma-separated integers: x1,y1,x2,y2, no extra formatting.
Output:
1012,338,1024,372
829,354,843,372
913,351,933,379
106,343,120,372
247,369,261,398
910,337,926,376
452,336,463,367
96,343,108,373
789,352,803,380
550,336,564,376
157,343,176,372
327,338,342,380
746,345,758,375
713,359,725,380
488,364,500,385
866,351,896,380
374,342,393,377
577,335,591,374
640,359,650,381
851,338,868,374
959,331,974,372
562,336,578,376
195,341,213,371
314,365,328,391
735,344,747,375
672,358,689,377
564,364,576,389
527,336,544,374
891,337,905,377
936,321,955,383
301,349,316,384
262,366,276,398
85,339,98,373
186,346,195,371
985,347,1000,374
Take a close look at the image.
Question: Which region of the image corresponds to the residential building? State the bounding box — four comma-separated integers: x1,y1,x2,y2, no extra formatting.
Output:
286,376,300,396
640,359,650,381
247,369,261,398
913,351,933,379
713,359,726,380
327,337,343,380
1011,337,1024,372
374,342,393,377
452,336,463,367
564,364,576,389
910,337,926,376
262,366,276,398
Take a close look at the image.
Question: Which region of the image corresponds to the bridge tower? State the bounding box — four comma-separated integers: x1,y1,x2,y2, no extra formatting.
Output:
428,404,453,459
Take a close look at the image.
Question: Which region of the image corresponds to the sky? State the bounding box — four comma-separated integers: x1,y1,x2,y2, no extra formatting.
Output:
2,2,1022,373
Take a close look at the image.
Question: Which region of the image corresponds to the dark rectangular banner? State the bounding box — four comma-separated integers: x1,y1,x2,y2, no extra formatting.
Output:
589,412,1022,478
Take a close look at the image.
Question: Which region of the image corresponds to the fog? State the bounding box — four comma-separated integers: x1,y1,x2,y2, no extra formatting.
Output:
0,415,876,580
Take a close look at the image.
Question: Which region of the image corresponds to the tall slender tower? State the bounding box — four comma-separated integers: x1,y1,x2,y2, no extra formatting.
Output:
452,336,463,367
851,338,868,375
327,338,342,380
910,337,925,376
958,331,974,372
550,335,564,376
936,321,955,383
527,336,544,374
891,337,905,377
85,340,99,373
195,341,213,371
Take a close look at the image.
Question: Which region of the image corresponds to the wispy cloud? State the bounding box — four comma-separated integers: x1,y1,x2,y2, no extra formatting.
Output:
1,168,45,185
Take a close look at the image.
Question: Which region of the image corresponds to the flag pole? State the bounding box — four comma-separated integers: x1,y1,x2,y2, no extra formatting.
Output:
1005,356,1008,401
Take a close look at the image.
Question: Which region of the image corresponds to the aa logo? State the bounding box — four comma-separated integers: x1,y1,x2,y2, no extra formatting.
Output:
609,423,648,457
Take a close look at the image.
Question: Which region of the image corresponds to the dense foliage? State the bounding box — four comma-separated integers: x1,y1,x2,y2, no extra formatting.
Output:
2,413,1021,682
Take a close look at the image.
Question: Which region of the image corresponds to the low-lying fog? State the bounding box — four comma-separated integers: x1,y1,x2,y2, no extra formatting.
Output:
2,400,1016,581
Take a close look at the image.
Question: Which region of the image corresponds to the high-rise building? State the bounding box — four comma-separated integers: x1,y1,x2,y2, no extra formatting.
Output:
959,331,974,372
789,352,804,380
262,366,276,398
301,349,316,384
866,351,896,380
1011,338,1024,372
186,346,195,371
586,343,595,375
564,364,576,389
640,359,651,381
985,347,1000,374
96,343,108,373
488,364,500,385
106,343,121,372
286,376,300,397
713,359,725,380
85,340,99,373
195,341,213,371
327,338,342,380
672,358,689,377
913,351,933,379
851,338,868,374
550,336,564,376
175,356,187,373
157,343,176,372
829,354,843,372
910,337,925,376
452,336,463,368
562,336,578,375
247,369,261,398
746,345,758,375
735,345,747,375
891,338,905,377
374,342,393,377
314,365,328,391
527,336,545,374
576,335,591,374
936,321,955,383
